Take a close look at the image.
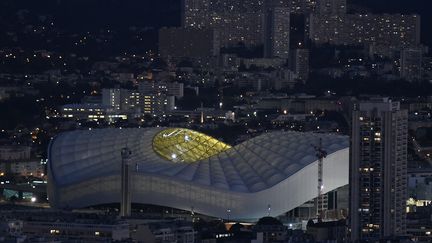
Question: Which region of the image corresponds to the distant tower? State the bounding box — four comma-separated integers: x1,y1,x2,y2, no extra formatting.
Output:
120,148,132,217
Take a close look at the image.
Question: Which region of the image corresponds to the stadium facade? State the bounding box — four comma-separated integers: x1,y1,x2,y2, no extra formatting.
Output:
48,128,349,220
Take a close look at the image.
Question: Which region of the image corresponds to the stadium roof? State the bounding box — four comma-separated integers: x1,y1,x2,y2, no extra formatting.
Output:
48,128,349,219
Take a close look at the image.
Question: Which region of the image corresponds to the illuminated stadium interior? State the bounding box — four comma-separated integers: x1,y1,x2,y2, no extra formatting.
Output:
152,128,232,163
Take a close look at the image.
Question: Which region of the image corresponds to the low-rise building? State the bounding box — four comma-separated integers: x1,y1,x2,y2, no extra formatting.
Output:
130,220,196,243
22,220,129,241
61,103,127,121
306,220,347,242
253,217,287,243
0,146,31,161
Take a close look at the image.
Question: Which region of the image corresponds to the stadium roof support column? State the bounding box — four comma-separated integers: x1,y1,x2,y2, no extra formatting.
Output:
120,148,132,217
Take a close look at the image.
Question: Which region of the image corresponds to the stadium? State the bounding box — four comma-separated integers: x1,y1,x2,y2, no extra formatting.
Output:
48,128,349,220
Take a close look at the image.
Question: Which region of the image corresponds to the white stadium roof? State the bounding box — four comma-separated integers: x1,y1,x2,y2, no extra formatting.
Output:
48,128,349,220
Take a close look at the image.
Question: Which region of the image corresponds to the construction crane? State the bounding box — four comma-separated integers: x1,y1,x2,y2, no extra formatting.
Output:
312,138,328,219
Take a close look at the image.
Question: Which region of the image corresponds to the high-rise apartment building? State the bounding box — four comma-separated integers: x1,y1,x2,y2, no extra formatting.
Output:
309,14,346,44
182,0,264,47
267,0,318,13
400,47,423,82
290,48,310,81
309,0,420,49
288,0,316,13
264,7,291,58
315,0,346,14
347,14,421,47
309,13,421,48
350,98,408,241
308,0,347,45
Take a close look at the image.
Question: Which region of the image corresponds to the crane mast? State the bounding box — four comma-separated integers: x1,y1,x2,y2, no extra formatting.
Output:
313,138,327,219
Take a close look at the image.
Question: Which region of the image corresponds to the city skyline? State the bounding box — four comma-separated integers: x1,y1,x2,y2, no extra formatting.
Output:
1,0,431,47
0,0,431,242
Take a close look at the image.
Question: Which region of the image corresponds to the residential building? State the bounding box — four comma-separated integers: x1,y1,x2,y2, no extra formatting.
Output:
182,0,264,47
61,103,127,121
0,146,31,161
167,82,185,98
264,7,291,59
291,49,310,81
310,13,421,48
350,98,408,240
102,88,140,111
400,47,423,81
315,0,346,15
139,81,175,115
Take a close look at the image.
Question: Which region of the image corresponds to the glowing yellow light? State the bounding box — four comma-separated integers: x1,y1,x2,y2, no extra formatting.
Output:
153,128,231,163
